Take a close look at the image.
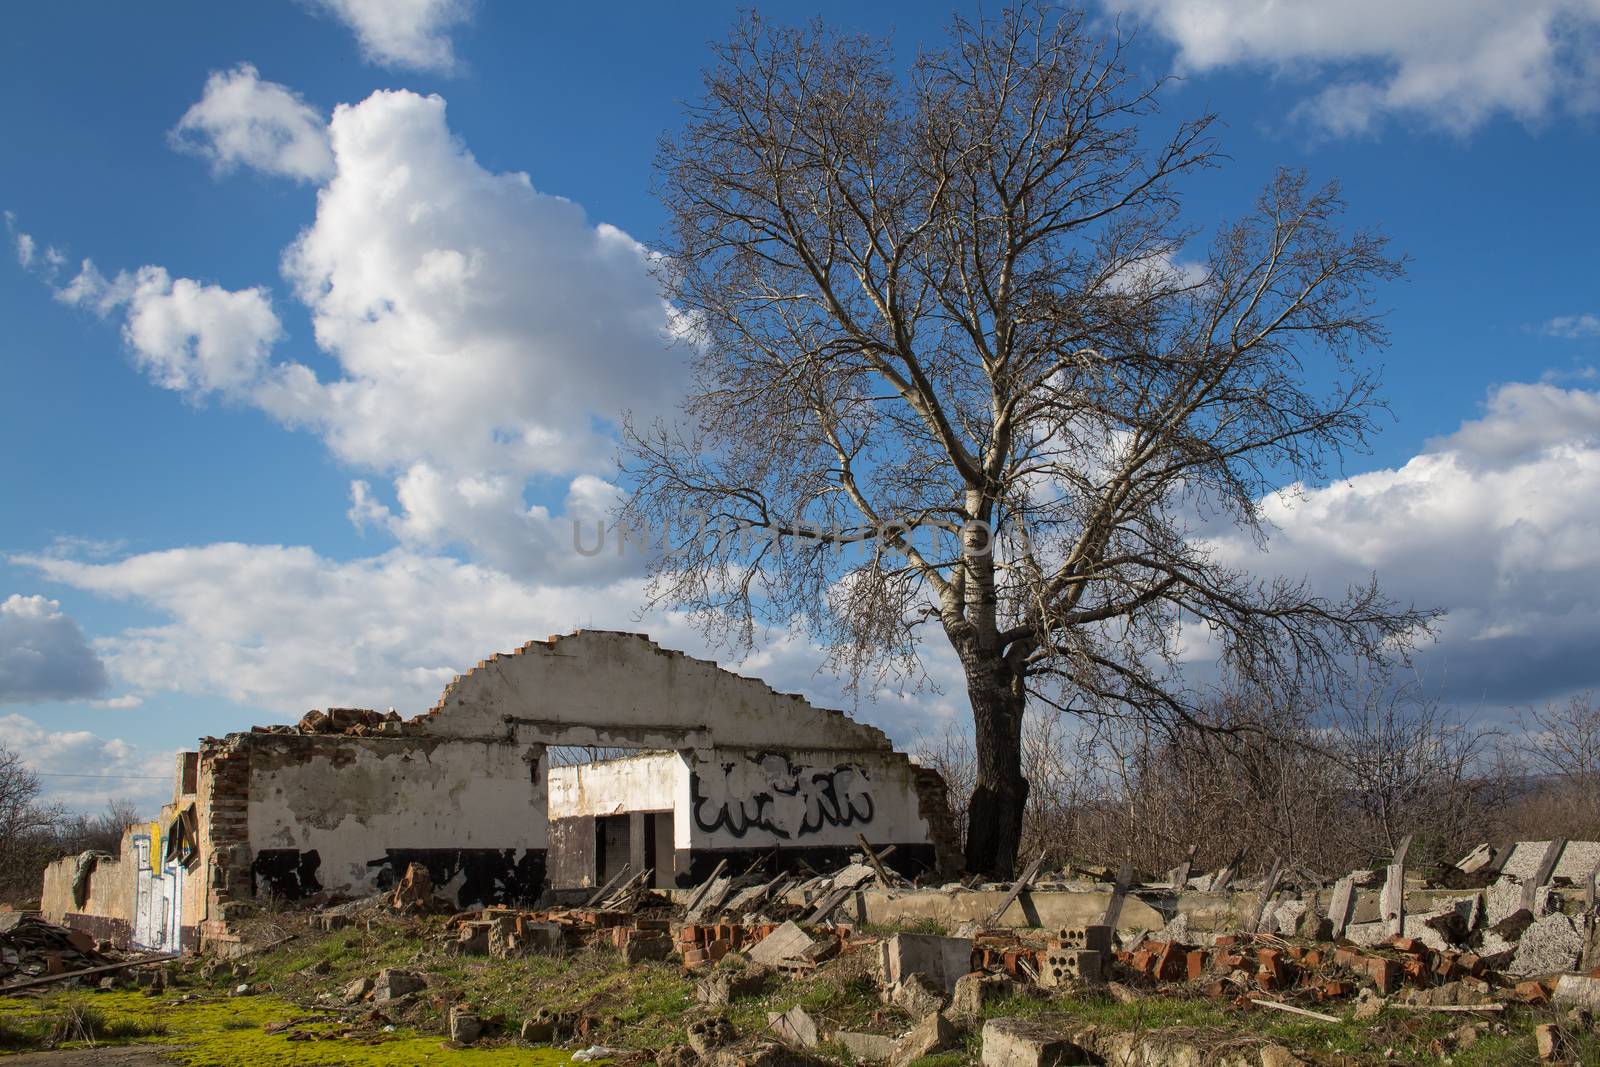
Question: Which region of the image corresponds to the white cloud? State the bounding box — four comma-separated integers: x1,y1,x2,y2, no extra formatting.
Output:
170,64,334,183
1544,313,1600,339
56,263,283,399
9,543,952,746
0,595,109,704
1206,382,1600,704
313,0,473,73
0,713,171,815
1105,0,1600,134
46,84,683,576
15,231,34,268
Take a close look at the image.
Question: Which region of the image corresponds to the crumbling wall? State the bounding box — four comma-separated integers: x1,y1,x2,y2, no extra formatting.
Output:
40,828,137,948
236,733,548,908
420,631,960,880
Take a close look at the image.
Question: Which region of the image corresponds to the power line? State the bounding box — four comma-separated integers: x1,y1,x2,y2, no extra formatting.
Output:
33,772,168,780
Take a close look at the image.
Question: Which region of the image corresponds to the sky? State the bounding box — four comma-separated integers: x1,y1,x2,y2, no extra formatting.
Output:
3,0,1599,815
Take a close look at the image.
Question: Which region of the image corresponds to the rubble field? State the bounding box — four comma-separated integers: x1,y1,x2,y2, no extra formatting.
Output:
4,844,1599,1066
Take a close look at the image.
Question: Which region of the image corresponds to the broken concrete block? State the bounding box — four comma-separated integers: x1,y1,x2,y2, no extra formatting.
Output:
890,1011,956,1067
1535,1023,1560,1061
623,933,674,964
877,933,974,994
697,967,770,1007
749,921,816,967
342,976,374,1002
836,1031,897,1063
950,972,1015,1020
981,1018,1088,1067
890,973,948,1019
372,968,426,1002
688,1016,737,1058
1554,974,1600,1012
1509,913,1584,977
1039,949,1101,988
449,1005,481,1045
768,1005,820,1049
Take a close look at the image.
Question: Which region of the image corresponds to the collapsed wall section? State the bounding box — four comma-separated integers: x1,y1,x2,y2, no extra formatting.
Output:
219,732,549,910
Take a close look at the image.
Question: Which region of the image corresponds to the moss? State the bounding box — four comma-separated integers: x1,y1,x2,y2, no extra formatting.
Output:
0,991,575,1065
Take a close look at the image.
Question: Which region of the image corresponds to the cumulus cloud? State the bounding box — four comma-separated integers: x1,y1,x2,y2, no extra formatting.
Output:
1544,313,1600,339
0,713,171,813
1104,0,1600,134
9,544,954,745
0,595,109,704
312,0,473,73
1206,382,1600,704
170,64,334,183
50,84,683,576
55,263,283,399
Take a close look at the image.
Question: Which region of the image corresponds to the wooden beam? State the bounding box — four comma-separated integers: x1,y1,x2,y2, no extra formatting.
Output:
983,851,1048,929
1101,859,1136,930
0,953,180,994
1168,845,1196,891
856,833,898,889
1252,857,1285,933
583,863,632,908
1521,838,1567,914
1383,835,1413,938
679,859,727,914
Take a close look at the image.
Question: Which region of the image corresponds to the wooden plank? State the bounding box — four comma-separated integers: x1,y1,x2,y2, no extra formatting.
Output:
1327,875,1357,941
1521,838,1567,913
1383,835,1412,938
1393,1003,1505,1014
1101,859,1136,930
583,863,632,908
856,833,898,889
983,851,1048,928
1252,857,1285,933
1249,999,1339,1023
679,859,728,914
1210,849,1244,894
0,952,180,993
1168,845,1197,891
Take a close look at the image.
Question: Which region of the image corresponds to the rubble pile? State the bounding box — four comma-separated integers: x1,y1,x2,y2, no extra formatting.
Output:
0,912,119,984
249,707,406,737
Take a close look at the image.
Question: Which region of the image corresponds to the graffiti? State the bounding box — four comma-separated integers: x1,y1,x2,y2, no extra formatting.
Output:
692,753,874,840
366,848,546,908
253,848,323,900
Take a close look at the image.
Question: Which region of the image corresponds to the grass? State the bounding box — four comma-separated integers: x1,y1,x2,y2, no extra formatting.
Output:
4,914,1596,1066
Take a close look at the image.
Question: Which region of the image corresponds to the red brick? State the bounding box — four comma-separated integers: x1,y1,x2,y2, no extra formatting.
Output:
1185,951,1207,981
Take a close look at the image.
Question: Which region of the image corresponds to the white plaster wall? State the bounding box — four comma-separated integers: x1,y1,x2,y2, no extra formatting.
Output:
547,752,691,848
688,749,931,851
423,631,895,753
246,738,547,897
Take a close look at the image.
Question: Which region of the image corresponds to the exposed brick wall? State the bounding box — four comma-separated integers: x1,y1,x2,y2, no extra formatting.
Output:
198,738,252,921
912,765,962,878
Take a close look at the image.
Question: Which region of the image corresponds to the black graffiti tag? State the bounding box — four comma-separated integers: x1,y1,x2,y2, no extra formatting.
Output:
692,754,875,839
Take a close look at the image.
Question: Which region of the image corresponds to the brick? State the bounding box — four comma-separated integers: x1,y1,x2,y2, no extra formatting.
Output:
1185,951,1206,981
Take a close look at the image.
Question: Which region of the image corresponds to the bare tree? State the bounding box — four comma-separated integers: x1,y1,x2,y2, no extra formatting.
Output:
1515,693,1600,835
0,742,61,904
627,4,1431,874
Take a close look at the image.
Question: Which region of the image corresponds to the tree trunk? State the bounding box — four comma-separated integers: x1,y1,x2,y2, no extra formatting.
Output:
962,656,1029,878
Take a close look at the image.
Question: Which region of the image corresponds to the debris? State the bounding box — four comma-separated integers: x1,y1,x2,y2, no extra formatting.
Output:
890,1010,957,1067
981,1017,1088,1067
1554,974,1600,1012
748,921,816,968
984,851,1048,928
448,1004,482,1045
836,1031,897,1063
890,973,948,1019
1508,913,1584,977
1248,998,1340,1023
877,932,975,994
767,1004,820,1048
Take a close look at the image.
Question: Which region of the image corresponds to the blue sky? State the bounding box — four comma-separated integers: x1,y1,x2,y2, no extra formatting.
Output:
3,0,1599,813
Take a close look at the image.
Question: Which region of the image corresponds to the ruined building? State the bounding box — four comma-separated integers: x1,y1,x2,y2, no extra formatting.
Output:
41,631,955,953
